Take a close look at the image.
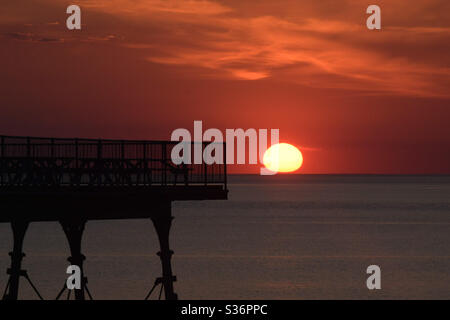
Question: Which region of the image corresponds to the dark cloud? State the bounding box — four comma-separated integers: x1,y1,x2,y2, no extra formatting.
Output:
4,32,63,42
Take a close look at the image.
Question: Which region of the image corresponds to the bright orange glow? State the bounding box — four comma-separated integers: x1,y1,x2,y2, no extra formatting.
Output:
263,143,303,173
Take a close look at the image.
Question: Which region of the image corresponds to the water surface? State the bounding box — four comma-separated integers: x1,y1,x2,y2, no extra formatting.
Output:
0,175,449,299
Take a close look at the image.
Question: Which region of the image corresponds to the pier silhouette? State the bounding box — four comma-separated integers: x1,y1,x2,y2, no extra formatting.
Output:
0,135,228,300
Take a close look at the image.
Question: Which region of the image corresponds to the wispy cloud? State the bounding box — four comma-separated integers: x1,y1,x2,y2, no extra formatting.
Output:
79,0,231,16
2,0,450,97
130,11,450,97
4,32,64,43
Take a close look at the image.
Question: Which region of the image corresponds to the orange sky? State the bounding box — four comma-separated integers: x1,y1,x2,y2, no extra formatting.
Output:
1,0,449,173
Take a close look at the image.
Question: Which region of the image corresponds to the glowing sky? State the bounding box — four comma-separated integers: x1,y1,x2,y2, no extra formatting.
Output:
1,0,449,173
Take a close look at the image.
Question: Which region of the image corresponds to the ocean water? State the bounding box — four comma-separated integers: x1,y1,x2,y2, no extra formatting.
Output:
0,175,449,299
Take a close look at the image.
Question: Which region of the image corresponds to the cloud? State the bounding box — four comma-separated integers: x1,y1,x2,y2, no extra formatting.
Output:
85,34,120,42
4,32,64,43
78,0,231,16
4,31,122,43
127,11,449,97
2,0,450,97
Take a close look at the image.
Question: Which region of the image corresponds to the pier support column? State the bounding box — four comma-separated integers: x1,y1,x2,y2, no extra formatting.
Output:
151,203,178,300
60,219,88,301
3,220,29,300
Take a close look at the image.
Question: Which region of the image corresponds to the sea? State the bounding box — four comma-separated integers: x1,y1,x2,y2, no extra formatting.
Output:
1,175,449,299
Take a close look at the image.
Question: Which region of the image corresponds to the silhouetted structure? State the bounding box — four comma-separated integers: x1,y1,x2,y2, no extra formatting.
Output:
0,135,227,300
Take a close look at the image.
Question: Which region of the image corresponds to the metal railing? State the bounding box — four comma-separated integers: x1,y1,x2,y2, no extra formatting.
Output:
0,135,227,188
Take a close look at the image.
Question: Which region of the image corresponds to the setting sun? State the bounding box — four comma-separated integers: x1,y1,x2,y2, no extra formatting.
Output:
263,143,303,173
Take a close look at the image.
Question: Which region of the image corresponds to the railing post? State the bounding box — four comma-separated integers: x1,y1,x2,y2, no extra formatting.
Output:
75,139,79,169
143,142,147,186
162,143,167,186
0,136,4,186
223,141,227,190
75,139,79,186
97,140,102,186
51,138,55,158
204,143,207,186
49,138,55,186
26,137,31,158
26,137,31,186
97,140,102,159
121,140,125,185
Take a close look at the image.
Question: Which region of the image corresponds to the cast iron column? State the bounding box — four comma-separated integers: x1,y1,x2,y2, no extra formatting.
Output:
151,202,178,300
60,219,87,300
3,220,29,300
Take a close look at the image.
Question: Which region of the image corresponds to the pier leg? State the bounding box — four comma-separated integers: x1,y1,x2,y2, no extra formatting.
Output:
151,203,178,300
3,220,29,300
60,219,87,301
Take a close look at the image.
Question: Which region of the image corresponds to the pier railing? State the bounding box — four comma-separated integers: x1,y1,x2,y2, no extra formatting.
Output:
0,135,227,188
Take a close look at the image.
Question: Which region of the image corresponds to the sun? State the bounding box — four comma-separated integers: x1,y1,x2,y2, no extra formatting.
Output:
263,143,303,173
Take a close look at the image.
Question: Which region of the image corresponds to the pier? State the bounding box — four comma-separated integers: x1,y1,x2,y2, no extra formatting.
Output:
0,135,228,300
